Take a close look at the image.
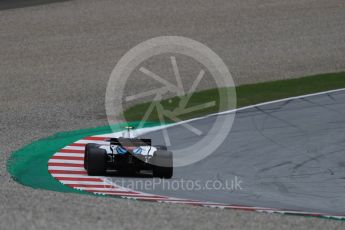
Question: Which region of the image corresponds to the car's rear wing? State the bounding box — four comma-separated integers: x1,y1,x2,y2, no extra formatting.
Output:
106,137,152,146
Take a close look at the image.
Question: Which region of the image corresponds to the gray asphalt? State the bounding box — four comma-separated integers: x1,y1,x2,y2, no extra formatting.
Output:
0,0,69,10
130,90,345,216
1,0,345,229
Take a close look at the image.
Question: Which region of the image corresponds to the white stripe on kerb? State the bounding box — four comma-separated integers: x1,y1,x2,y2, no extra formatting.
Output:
48,166,85,171
61,181,107,185
62,146,85,151
48,159,84,164
51,174,102,179
54,153,84,157
75,140,109,145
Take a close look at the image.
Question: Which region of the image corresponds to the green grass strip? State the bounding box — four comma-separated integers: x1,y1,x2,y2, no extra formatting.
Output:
123,72,345,122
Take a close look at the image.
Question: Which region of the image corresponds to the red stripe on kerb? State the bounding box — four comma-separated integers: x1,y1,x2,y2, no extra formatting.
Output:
56,177,102,182
223,205,275,211
59,149,84,154
83,137,108,141
85,190,140,194
67,184,116,188
224,206,257,211
48,163,84,167
51,156,84,160
160,199,199,203
69,143,86,147
49,170,87,175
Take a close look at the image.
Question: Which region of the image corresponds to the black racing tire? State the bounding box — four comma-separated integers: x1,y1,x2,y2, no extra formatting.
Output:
152,150,173,179
154,145,168,151
84,143,99,170
86,148,107,176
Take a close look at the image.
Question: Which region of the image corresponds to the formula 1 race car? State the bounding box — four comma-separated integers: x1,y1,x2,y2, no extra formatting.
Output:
84,128,173,178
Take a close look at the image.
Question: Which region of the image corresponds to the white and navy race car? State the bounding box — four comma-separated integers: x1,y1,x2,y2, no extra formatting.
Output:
84,131,173,178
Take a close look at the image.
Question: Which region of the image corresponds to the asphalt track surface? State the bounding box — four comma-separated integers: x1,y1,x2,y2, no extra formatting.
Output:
1,0,345,229
130,89,345,216
0,0,69,10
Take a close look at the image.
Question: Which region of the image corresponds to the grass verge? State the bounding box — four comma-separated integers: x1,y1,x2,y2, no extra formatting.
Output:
123,72,345,122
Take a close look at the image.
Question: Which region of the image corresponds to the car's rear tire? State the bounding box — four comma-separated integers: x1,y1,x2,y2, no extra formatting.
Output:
84,143,99,170
152,150,173,179
86,148,107,176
